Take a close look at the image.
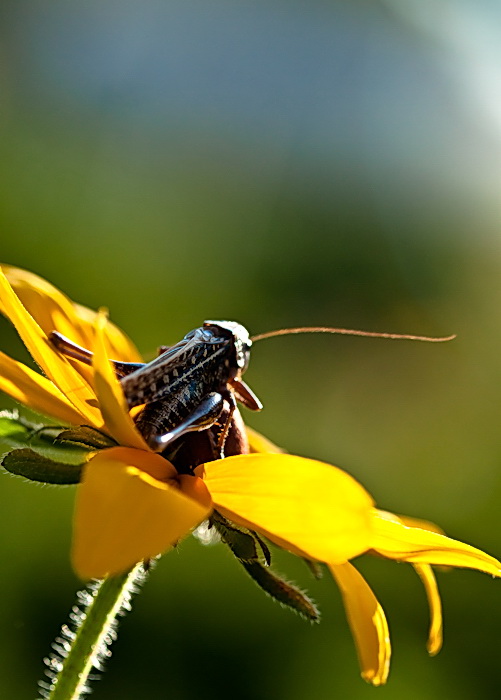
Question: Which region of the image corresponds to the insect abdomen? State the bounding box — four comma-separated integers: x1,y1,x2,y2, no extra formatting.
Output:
127,347,233,444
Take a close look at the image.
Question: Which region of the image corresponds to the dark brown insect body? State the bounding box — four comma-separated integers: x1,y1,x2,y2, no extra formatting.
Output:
50,320,262,459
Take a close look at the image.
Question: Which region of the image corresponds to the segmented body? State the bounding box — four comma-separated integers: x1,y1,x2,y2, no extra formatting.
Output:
120,325,238,445
49,320,255,456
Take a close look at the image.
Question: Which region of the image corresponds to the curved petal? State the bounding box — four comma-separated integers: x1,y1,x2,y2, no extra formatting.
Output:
329,562,390,686
1,265,91,348
200,453,374,564
72,447,212,579
1,265,142,362
246,426,284,453
371,510,501,576
73,301,143,363
0,350,85,425
389,511,445,536
413,563,443,656
92,311,150,451
0,268,101,426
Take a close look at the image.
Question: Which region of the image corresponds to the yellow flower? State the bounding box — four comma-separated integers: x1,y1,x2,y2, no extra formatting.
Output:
0,265,499,687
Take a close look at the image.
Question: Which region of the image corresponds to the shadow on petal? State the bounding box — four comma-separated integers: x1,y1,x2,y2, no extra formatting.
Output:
73,448,212,579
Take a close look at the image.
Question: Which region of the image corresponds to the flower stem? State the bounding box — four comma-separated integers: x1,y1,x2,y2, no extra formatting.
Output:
41,564,146,700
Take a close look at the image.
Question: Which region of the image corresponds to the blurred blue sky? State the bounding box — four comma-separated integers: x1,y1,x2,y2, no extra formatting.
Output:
3,0,501,230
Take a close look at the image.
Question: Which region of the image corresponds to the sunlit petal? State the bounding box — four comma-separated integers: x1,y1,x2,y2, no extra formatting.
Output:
246,426,284,453
92,311,150,450
72,447,212,579
73,301,143,362
0,268,101,426
1,265,91,347
200,453,373,564
1,265,142,362
387,511,444,535
330,562,390,686
371,509,501,576
0,350,85,425
413,563,443,656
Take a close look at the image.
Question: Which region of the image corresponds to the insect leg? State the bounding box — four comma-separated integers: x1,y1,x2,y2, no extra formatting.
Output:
49,332,93,364
229,377,263,411
214,390,238,458
150,391,225,452
49,331,144,378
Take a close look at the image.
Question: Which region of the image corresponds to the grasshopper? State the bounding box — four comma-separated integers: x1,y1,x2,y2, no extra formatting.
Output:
50,320,453,463
50,321,262,457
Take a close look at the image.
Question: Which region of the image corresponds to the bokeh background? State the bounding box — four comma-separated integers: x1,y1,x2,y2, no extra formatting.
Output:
1,1,501,697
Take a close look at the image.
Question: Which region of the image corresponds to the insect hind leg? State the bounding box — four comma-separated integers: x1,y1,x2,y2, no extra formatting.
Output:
149,391,225,452
49,331,144,378
214,389,238,458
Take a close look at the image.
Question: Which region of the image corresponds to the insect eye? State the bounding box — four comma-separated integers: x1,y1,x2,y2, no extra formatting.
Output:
202,329,216,341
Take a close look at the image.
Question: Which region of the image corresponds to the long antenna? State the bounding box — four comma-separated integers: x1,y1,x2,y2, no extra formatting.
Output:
251,326,456,343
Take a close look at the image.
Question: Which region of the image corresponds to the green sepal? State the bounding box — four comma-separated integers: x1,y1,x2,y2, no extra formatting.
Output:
213,511,320,622
56,426,117,450
0,410,103,465
303,558,324,579
240,560,320,622
2,448,84,484
212,512,265,563
0,410,69,451
253,532,272,566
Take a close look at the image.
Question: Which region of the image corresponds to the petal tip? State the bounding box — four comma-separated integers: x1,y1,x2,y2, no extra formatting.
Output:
427,643,442,657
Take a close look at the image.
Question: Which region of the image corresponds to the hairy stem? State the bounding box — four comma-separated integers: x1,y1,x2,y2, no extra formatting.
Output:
40,564,146,700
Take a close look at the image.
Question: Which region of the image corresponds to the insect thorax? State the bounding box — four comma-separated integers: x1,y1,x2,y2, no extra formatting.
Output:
122,325,240,442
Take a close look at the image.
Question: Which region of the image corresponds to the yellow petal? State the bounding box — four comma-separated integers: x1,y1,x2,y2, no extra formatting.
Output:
0,265,88,344
1,265,142,362
329,562,390,686
0,268,101,426
200,453,374,564
72,447,212,579
371,510,501,576
0,350,85,425
73,301,143,363
386,511,444,536
92,311,150,451
246,426,284,453
413,563,443,656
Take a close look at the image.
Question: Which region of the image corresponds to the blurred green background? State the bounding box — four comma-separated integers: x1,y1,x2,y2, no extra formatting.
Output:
1,0,501,697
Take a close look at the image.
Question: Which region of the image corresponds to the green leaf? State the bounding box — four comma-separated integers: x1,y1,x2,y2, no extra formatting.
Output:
2,448,83,484
213,511,320,622
56,426,117,450
240,560,320,622
0,410,92,463
0,410,42,447
212,512,262,563
303,558,324,579
253,531,272,566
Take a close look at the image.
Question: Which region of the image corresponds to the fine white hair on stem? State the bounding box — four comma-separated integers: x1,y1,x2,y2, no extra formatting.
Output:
38,563,150,700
